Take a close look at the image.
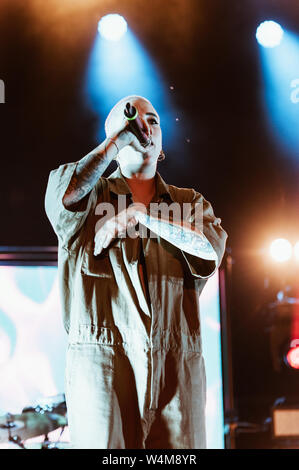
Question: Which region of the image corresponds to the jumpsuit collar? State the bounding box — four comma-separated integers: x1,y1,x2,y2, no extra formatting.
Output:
107,166,174,202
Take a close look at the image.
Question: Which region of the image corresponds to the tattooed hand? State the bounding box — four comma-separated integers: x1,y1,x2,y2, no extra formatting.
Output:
94,203,146,256
108,120,150,155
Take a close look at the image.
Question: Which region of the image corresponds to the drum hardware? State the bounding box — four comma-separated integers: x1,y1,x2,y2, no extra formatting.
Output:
0,414,25,448
0,395,68,449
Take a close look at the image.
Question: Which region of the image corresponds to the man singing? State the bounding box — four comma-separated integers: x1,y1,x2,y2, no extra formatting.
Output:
44,95,228,449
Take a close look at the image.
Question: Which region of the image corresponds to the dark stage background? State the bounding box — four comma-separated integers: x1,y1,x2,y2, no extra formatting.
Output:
1,0,299,448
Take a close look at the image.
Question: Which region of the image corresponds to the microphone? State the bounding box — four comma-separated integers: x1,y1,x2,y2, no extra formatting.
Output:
124,102,151,147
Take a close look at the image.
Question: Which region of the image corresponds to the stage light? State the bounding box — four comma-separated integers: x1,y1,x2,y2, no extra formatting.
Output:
258,30,299,160
294,241,299,261
98,14,127,41
268,300,299,373
269,238,292,262
85,23,178,147
256,20,284,48
285,345,299,369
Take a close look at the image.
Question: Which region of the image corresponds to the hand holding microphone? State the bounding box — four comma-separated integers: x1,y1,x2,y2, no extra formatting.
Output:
106,102,153,158
123,102,151,148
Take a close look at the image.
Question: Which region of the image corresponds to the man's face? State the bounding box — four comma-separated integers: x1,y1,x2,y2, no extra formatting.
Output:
107,97,162,170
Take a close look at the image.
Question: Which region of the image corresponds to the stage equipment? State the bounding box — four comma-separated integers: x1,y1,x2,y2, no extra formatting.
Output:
284,342,299,370
272,404,299,439
256,20,284,48
0,393,68,449
269,238,292,263
98,14,127,41
0,411,67,446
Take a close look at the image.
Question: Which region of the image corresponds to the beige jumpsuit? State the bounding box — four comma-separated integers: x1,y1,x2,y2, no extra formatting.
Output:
44,163,227,449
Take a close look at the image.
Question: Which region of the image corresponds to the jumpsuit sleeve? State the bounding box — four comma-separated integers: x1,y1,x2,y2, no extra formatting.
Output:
44,161,98,248
181,191,228,279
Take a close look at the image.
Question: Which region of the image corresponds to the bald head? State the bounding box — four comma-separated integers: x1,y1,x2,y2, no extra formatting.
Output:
105,95,158,137
104,95,162,177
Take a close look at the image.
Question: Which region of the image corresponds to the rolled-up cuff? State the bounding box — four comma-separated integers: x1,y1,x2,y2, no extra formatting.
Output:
181,250,217,279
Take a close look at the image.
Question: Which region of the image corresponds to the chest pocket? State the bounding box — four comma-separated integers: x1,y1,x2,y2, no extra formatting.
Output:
80,234,125,279
81,246,111,278
80,192,115,278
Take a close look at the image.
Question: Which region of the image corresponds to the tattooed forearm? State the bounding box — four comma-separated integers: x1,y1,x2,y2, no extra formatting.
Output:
63,138,118,209
136,211,218,261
